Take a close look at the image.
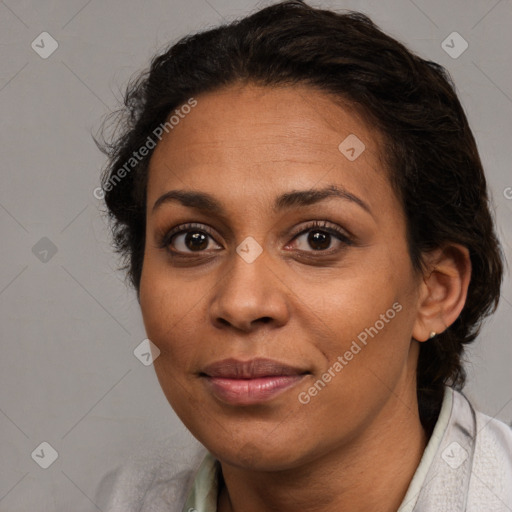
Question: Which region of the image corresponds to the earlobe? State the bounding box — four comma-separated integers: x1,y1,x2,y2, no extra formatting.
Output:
412,244,472,342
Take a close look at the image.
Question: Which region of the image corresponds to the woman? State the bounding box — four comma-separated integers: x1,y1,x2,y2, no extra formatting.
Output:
94,1,512,510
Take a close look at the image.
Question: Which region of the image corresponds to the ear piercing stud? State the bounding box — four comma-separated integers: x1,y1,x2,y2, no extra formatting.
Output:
429,331,436,339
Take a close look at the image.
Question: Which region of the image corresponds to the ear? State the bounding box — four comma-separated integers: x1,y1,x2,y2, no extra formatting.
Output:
412,244,472,342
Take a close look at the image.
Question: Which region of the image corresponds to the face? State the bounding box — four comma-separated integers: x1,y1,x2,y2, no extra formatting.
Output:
139,83,424,471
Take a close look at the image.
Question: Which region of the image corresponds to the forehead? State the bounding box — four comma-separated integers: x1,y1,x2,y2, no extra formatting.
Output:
146,83,397,220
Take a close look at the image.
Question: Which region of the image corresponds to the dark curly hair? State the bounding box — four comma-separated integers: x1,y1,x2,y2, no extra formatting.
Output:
96,0,504,433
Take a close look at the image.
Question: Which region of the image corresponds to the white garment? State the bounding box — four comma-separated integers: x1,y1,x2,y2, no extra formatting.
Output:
94,387,512,511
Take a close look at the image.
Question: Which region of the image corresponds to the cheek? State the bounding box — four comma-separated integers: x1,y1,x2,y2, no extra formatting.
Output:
139,264,204,415
306,255,417,384
139,255,195,359
318,297,409,384
295,304,414,441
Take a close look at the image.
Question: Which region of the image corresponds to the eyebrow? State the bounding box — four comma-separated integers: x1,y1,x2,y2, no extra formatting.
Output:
151,184,372,217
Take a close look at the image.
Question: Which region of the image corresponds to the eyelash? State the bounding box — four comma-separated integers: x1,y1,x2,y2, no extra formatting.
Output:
157,220,353,259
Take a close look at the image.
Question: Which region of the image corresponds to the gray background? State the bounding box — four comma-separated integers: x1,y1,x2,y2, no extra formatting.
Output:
0,0,510,510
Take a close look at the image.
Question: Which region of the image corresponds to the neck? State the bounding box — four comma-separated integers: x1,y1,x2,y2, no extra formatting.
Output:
217,388,428,512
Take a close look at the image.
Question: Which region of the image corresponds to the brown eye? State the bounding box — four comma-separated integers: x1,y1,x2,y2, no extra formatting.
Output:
160,223,222,255
180,231,209,251
293,229,337,251
290,221,352,254
307,230,332,251
170,230,221,253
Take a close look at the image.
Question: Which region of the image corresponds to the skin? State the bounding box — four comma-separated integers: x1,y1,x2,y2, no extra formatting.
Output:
139,83,471,512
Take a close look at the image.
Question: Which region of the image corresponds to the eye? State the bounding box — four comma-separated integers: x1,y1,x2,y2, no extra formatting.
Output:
159,223,222,255
288,220,353,254
158,220,353,259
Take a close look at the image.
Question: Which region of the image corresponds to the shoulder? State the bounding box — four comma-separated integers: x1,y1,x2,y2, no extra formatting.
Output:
94,436,208,512
411,388,512,511
468,399,512,510
449,389,512,510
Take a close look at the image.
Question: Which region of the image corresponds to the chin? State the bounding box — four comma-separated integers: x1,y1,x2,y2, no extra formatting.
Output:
190,421,320,472
212,442,305,472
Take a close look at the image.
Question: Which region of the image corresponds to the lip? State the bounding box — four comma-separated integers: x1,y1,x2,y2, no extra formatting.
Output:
200,358,309,405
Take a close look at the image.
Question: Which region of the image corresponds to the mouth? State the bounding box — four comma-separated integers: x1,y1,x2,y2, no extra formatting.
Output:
199,357,310,405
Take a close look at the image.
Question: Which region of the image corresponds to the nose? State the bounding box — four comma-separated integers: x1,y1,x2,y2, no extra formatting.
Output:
209,247,290,333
